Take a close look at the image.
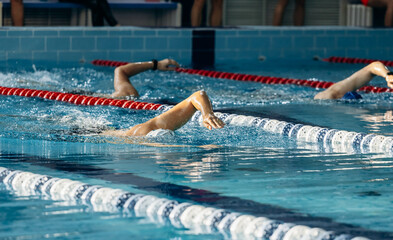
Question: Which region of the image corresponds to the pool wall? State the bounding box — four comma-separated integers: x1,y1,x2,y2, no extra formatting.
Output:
0,27,192,65
0,26,392,66
215,27,393,62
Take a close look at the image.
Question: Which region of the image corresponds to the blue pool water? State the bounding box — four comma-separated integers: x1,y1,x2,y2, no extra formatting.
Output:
0,59,393,239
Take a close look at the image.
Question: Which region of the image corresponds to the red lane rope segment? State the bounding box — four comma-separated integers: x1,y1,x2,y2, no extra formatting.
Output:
323,56,393,67
91,60,393,94
0,86,163,111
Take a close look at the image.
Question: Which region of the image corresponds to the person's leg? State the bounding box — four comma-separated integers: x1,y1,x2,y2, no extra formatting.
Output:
384,0,393,27
81,0,104,26
191,0,207,27
294,0,305,26
96,0,119,26
210,0,223,27
273,0,289,26
367,0,389,7
92,4,105,26
314,61,391,99
367,0,393,27
61,0,103,26
10,0,23,26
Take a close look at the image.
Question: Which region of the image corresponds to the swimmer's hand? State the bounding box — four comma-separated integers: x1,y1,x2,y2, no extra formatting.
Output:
386,74,393,89
202,113,225,130
158,59,180,71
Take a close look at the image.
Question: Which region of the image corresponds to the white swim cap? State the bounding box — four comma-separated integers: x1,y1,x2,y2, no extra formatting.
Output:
146,129,175,138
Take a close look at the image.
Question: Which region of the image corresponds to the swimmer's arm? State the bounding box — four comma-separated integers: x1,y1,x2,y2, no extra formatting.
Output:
315,61,392,99
149,90,225,131
112,59,180,98
126,90,225,136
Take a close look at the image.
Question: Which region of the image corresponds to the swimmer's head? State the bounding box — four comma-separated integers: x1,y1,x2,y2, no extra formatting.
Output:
342,91,362,100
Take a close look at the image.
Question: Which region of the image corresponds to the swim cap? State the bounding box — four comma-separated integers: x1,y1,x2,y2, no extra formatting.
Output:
146,129,175,138
342,91,362,100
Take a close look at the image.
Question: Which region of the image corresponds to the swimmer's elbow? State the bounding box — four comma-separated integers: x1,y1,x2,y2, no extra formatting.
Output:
194,90,207,96
371,61,383,66
370,61,385,70
368,61,388,77
114,66,124,76
189,90,208,102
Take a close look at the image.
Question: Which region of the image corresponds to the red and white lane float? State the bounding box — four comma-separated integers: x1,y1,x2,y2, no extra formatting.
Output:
0,86,169,111
322,56,393,67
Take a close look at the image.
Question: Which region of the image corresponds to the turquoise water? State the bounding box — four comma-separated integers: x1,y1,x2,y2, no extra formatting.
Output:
0,60,393,239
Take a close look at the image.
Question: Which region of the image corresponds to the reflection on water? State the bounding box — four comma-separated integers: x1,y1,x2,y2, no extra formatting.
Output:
356,110,393,134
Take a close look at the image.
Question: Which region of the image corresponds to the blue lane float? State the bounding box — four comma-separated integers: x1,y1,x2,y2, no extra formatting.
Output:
190,111,393,154
0,167,369,240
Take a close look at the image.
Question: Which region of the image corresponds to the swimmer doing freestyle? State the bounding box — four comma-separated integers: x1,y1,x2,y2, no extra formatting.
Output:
102,59,225,137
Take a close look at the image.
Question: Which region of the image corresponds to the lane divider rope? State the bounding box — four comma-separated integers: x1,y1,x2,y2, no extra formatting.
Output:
1,85,392,153
323,56,393,67
0,166,368,240
0,86,171,112
91,59,393,94
191,111,393,154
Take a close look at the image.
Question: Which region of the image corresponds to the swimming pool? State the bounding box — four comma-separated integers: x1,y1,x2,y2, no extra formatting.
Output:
1,59,393,239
